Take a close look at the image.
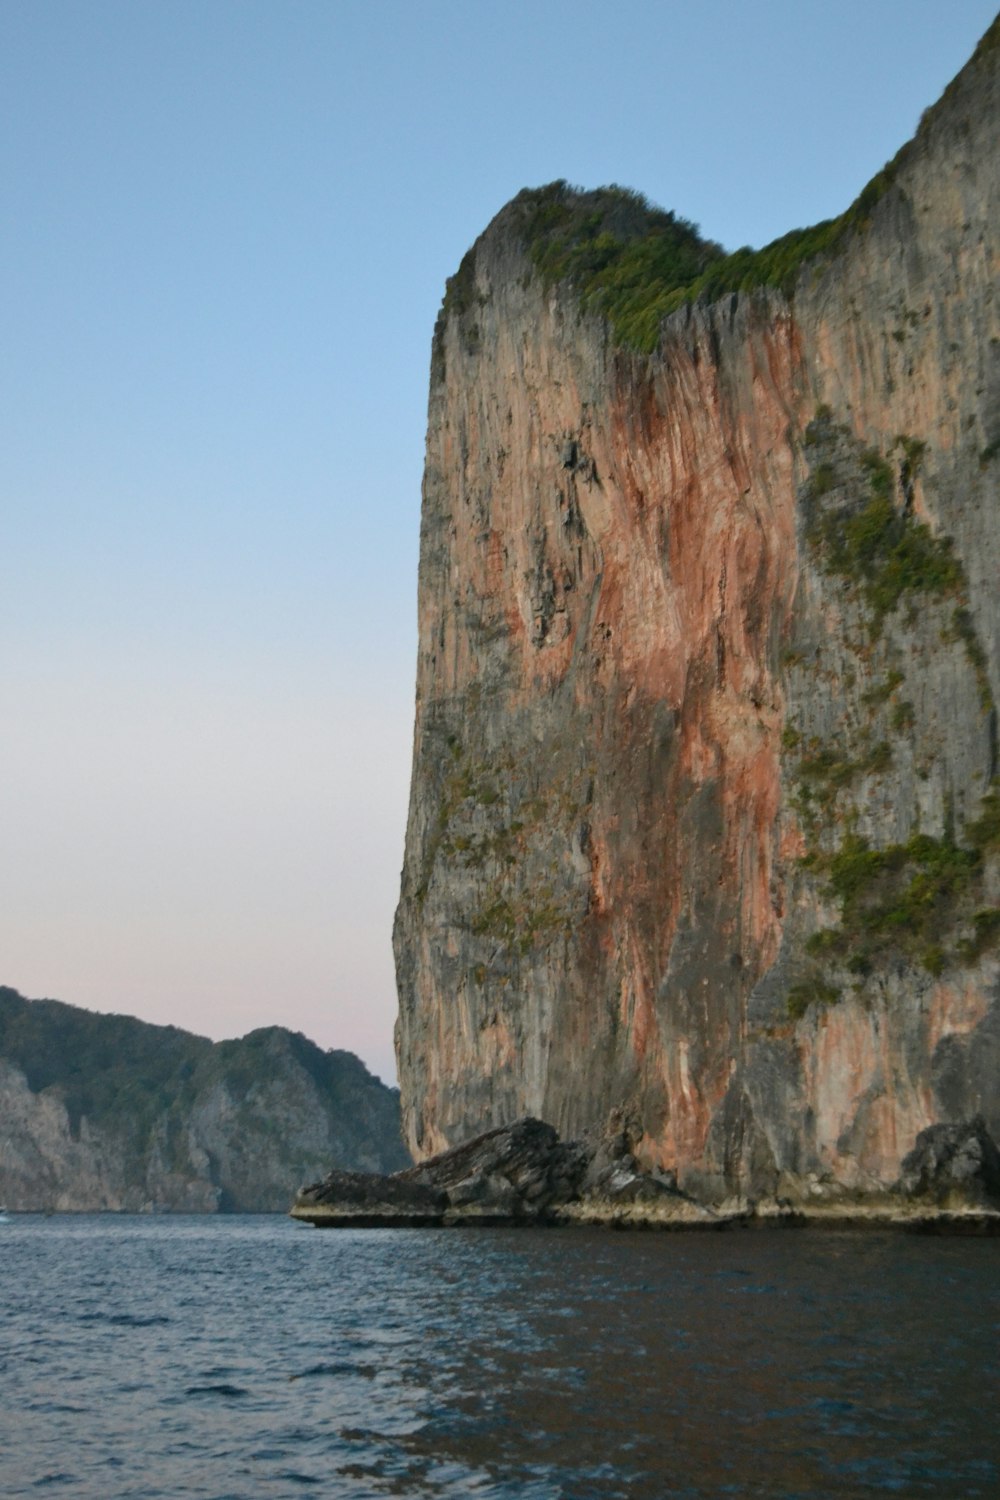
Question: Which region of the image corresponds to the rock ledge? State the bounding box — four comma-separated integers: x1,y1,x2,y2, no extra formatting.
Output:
290,1117,1000,1231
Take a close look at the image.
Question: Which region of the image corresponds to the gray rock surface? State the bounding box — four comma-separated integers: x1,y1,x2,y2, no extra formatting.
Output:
293,1115,716,1226
393,22,1000,1203
292,1168,447,1226
897,1117,1000,1207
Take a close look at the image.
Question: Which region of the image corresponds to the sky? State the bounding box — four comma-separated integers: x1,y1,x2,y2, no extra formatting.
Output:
2,1,996,1085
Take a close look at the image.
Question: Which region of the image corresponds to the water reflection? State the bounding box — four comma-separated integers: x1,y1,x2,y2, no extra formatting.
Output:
1,1218,997,1498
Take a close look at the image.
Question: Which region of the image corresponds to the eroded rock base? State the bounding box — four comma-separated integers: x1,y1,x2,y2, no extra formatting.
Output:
290,1116,1000,1232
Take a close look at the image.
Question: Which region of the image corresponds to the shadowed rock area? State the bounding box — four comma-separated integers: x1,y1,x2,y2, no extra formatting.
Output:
897,1116,1000,1209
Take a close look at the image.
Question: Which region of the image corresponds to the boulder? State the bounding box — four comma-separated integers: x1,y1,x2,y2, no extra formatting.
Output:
292,1168,446,1226
579,1107,682,1206
897,1117,1000,1208
445,1171,521,1219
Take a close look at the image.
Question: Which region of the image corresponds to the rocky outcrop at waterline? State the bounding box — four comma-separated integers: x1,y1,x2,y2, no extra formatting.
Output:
393,20,1000,1204
0,986,408,1211
292,1116,729,1228
290,1115,1000,1231
898,1116,1000,1209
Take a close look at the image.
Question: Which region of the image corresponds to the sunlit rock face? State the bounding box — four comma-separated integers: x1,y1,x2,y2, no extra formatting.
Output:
394,25,1000,1202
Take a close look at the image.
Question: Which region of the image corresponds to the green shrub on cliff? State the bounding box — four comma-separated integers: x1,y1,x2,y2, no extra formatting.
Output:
512,182,721,353
967,782,1000,852
504,139,912,354
802,425,993,713
787,977,840,1020
804,437,963,628
796,826,997,1000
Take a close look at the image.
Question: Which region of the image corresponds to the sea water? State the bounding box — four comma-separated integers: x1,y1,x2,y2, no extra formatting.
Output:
1,1214,997,1498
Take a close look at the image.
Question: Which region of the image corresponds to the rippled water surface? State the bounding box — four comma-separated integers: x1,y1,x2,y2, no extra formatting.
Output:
1,1215,998,1498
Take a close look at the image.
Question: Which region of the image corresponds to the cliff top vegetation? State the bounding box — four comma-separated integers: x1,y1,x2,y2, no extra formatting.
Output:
506,145,905,354
443,15,1000,356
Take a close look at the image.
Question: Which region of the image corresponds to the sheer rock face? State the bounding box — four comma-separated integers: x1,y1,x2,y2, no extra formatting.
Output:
394,33,1000,1202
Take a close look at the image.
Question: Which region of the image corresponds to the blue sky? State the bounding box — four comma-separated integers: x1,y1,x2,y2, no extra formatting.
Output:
2,1,996,1083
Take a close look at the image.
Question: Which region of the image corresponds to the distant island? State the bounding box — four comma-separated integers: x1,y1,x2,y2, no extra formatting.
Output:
0,985,409,1212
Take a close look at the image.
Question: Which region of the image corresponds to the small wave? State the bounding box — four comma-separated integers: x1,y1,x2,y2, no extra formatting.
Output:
184,1383,249,1398
812,1396,857,1415
289,1361,376,1382
78,1312,171,1327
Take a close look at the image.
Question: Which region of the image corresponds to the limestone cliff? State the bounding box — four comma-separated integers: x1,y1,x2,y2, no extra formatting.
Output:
0,987,408,1211
394,22,1000,1203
